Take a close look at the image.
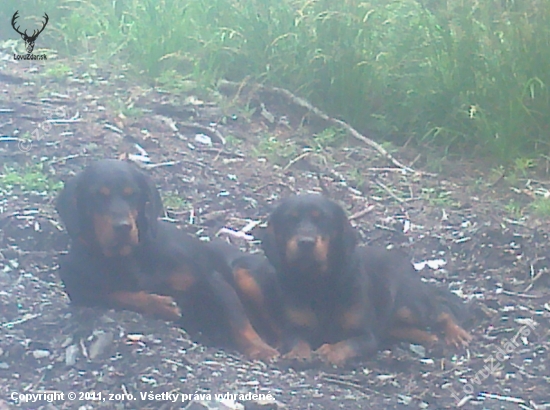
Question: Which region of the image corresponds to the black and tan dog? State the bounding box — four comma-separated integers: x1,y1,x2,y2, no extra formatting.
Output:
261,194,472,366
56,159,278,360
206,239,284,348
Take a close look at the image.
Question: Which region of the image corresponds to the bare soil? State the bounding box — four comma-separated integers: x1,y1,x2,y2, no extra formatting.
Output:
1,52,549,409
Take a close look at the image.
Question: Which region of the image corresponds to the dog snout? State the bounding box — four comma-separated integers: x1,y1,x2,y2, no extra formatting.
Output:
112,216,133,235
297,235,316,249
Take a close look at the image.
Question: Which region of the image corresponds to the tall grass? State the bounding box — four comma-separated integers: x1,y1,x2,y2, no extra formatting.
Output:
1,0,549,163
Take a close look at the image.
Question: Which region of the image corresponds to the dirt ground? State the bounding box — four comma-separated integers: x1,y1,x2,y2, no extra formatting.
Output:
1,51,549,410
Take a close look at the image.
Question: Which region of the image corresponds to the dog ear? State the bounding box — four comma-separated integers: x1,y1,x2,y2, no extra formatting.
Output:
332,200,358,258
259,224,283,272
341,215,358,256
56,173,84,240
134,168,164,240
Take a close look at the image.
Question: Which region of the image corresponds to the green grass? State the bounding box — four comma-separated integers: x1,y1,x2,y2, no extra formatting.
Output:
105,98,144,119
43,63,72,79
251,134,299,164
504,200,524,219
531,197,550,218
347,168,367,191
313,127,347,150
420,187,457,208
223,135,243,147
513,157,537,178
2,0,550,165
162,193,191,210
0,164,63,193
155,70,199,93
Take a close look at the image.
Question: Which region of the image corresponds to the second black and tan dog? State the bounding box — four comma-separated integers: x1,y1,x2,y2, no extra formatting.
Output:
261,194,472,366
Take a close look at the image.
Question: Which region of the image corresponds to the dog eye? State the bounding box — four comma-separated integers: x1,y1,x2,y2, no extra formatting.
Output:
286,212,299,222
310,210,321,220
123,187,135,197
97,186,111,197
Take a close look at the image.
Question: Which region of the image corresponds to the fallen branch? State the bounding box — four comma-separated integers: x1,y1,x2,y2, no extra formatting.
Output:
349,205,375,221
218,79,424,175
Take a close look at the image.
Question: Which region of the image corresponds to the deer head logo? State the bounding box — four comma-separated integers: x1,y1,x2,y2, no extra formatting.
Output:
11,11,49,54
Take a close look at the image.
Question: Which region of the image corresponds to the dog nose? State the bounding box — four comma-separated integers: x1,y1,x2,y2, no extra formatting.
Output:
113,219,132,234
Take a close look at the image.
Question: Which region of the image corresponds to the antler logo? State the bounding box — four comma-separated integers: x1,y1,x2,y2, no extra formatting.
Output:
11,11,49,54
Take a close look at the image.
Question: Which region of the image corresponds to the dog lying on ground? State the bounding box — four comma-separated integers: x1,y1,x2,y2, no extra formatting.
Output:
260,194,472,366
56,159,278,360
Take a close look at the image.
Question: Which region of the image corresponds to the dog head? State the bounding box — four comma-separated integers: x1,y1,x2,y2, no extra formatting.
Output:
56,159,163,257
261,194,357,275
